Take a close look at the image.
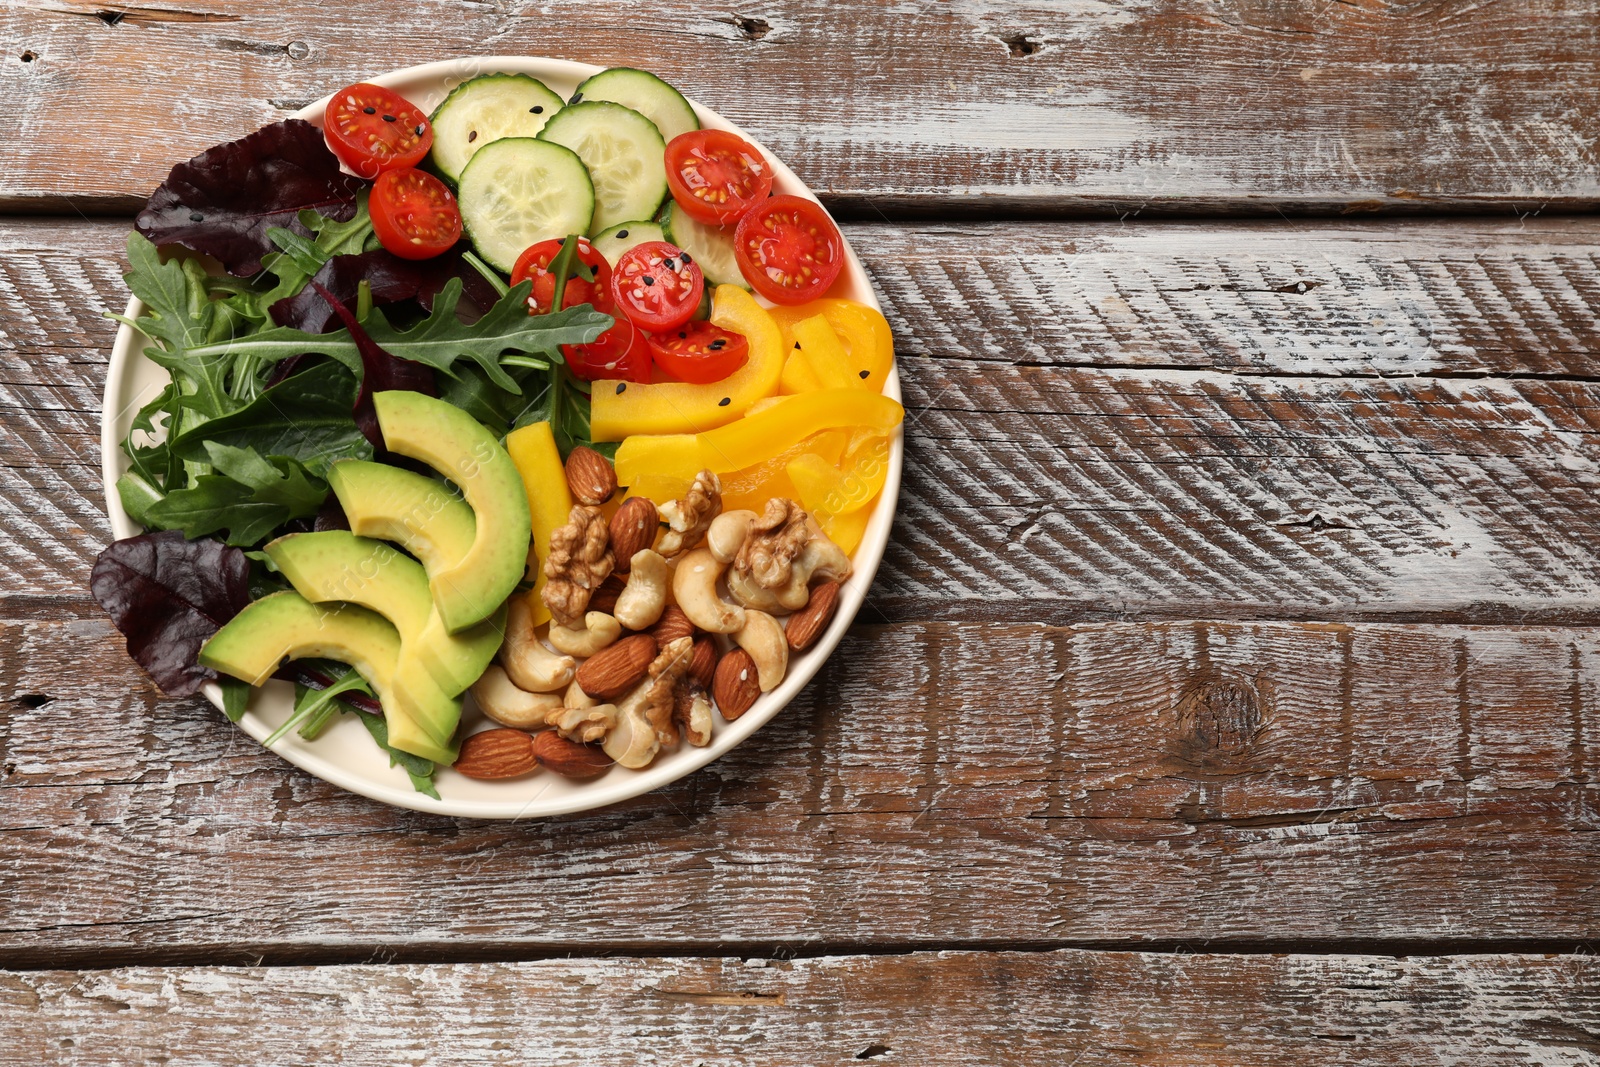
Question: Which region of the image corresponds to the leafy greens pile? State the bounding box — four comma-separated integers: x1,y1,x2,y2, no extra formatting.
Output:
93,118,617,789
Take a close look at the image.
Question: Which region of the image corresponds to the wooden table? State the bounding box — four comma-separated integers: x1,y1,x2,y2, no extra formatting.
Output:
4,2,1599,1062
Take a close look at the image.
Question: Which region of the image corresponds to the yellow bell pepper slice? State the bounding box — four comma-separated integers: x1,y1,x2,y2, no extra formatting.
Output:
780,345,824,394
504,421,572,626
615,389,903,487
769,298,895,394
820,507,872,556
590,285,785,441
791,315,865,391
789,438,891,518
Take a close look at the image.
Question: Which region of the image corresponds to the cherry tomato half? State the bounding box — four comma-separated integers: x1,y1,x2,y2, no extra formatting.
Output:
370,168,462,260
511,238,614,315
646,321,749,384
609,241,705,333
664,130,774,226
324,83,432,178
564,317,650,383
734,195,845,305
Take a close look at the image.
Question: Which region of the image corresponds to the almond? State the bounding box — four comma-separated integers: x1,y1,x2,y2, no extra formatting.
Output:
608,496,659,571
785,581,841,651
532,731,613,779
588,573,627,617
712,647,760,720
576,633,657,699
565,445,617,506
453,728,538,779
688,634,719,690
651,604,696,649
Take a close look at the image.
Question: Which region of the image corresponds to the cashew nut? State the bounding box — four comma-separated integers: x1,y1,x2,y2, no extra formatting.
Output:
706,509,757,563
613,549,669,631
547,611,623,657
499,595,576,693
671,547,745,634
564,678,597,711
470,665,564,730
548,701,619,744
733,610,789,692
602,682,661,769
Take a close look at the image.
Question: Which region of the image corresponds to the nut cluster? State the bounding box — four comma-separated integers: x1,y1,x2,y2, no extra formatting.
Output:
454,463,851,782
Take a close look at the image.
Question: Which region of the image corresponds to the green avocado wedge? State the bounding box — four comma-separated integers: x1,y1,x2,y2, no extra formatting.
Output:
265,531,505,700
326,460,478,575
198,591,460,765
371,391,531,634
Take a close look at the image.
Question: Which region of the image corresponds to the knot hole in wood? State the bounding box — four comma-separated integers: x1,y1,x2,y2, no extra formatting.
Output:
1172,674,1272,763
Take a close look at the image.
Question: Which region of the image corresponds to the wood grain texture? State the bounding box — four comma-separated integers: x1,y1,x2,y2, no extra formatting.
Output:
5,614,1600,965
10,217,1600,620
3,0,1599,215
5,950,1599,1066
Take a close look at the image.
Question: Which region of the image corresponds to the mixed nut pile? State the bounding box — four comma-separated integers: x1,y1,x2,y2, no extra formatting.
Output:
454,445,850,781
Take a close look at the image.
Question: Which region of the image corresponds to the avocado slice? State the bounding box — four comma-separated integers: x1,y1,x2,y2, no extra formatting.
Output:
266,531,505,704
372,392,532,633
198,591,460,765
326,460,478,577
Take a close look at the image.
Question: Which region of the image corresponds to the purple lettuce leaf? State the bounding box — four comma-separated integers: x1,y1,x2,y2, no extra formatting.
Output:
90,531,252,698
268,243,502,334
135,119,364,277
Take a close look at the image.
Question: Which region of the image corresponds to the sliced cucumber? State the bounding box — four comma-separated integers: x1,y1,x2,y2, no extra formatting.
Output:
661,200,748,289
591,220,667,267
537,102,667,237
573,67,700,144
457,138,594,273
428,74,565,184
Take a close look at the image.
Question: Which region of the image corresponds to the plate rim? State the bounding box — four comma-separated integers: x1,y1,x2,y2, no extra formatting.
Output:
100,54,903,819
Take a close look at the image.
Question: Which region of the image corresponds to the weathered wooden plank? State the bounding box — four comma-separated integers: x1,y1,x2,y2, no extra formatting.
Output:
5,950,1598,1066
11,217,1600,618
4,614,1599,964
4,0,1599,214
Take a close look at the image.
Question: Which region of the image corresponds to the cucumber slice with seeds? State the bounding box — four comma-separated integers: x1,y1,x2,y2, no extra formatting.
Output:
428,74,565,184
537,101,667,237
573,67,700,144
457,137,594,273
592,220,667,267
660,200,748,289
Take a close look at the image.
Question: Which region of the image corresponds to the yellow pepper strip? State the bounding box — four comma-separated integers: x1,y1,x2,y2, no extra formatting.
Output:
615,389,903,487
779,344,825,394
789,439,890,518
791,314,864,391
590,285,785,441
820,507,872,556
504,421,572,626
769,298,895,394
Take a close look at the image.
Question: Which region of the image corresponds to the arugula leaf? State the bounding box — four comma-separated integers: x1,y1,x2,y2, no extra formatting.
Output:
169,360,371,477
220,676,251,723
357,713,441,799
178,279,611,391
135,118,364,277
145,448,327,546
269,665,371,745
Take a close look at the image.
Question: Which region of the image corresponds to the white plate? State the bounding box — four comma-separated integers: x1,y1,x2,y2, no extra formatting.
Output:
101,56,903,819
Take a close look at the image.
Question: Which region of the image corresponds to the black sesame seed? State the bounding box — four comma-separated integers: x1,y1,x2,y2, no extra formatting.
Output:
678,331,688,339
570,92,583,103
530,105,544,114
468,130,477,142
616,382,627,394
662,257,675,270
188,211,204,223
718,397,731,407
709,339,726,350
859,369,871,379
793,342,801,350
363,106,376,115
414,124,425,136
642,275,655,286
382,114,396,122
680,252,692,264
617,229,628,239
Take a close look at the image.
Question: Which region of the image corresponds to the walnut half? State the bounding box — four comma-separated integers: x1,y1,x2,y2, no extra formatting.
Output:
657,469,722,558
727,498,852,614
542,504,615,628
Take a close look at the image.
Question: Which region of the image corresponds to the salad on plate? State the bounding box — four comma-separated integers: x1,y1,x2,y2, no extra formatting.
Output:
93,61,902,807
